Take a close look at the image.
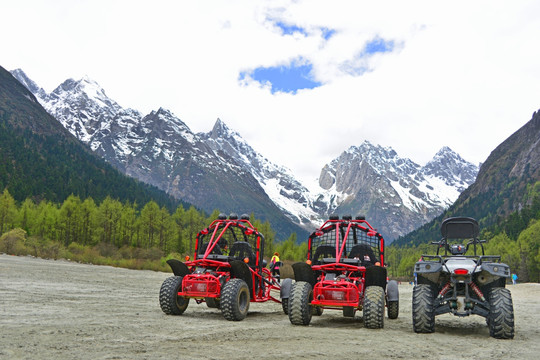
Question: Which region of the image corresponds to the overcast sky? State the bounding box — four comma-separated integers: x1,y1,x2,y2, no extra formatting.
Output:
2,0,540,184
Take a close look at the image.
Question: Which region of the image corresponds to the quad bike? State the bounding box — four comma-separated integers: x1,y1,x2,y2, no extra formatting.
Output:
281,215,399,328
412,217,514,339
159,213,285,321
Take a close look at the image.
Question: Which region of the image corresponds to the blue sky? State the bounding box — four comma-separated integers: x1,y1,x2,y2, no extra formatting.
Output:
240,22,395,94
240,36,395,94
239,60,322,94
2,0,539,183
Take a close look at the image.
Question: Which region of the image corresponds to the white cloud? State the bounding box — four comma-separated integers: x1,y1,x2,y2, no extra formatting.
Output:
2,0,540,184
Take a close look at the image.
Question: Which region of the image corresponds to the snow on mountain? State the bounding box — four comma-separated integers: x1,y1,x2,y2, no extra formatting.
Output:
11,69,479,241
200,119,322,227
200,122,479,240
315,141,479,239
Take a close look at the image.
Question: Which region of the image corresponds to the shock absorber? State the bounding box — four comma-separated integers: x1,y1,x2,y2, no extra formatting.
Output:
437,282,452,299
469,281,485,301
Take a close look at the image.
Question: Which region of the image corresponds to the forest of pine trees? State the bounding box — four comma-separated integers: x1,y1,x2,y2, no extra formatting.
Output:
0,189,305,272
1,186,537,282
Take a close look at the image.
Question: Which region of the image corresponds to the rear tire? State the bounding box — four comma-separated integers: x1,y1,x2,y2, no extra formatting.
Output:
281,298,289,315
387,300,399,319
488,287,514,339
159,276,189,315
312,306,324,316
205,297,220,309
289,281,313,325
363,286,385,328
343,306,355,317
221,278,250,321
412,284,435,333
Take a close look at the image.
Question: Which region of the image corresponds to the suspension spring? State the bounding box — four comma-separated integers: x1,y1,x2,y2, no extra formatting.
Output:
438,282,452,299
469,281,485,301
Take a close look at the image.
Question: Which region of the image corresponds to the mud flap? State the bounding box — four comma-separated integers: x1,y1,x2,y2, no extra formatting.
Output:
292,262,316,287
166,259,189,277
365,266,387,289
230,260,253,293
386,279,399,301
280,278,293,299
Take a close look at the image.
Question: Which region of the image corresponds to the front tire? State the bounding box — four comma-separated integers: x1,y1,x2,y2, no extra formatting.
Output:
363,286,385,329
159,276,189,315
221,278,250,321
289,281,313,325
488,287,514,339
412,284,435,333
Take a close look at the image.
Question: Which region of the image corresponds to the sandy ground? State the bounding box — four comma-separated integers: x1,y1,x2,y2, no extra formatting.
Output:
1,254,539,360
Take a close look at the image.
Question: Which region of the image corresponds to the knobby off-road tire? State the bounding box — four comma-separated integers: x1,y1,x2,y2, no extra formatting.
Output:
289,281,313,326
387,300,399,319
412,284,435,333
205,297,220,309
488,287,514,339
281,298,289,315
312,305,324,316
159,276,189,315
221,278,250,321
363,286,385,329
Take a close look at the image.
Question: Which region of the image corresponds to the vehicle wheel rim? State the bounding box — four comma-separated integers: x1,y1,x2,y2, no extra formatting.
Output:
239,290,248,312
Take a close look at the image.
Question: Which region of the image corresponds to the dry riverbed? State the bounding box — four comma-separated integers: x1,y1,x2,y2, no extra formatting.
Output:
1,254,539,359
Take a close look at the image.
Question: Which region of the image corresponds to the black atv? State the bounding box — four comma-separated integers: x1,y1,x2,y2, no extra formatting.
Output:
412,217,514,339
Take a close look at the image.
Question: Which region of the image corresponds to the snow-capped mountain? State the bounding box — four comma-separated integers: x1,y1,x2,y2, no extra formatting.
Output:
200,119,321,227
9,69,306,239
315,142,478,239
11,69,479,241
202,124,478,240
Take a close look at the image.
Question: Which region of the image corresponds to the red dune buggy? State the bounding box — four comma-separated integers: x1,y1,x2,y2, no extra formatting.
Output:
159,213,285,321
282,215,399,328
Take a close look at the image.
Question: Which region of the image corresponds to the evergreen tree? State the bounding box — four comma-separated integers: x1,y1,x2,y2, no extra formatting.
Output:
80,198,98,246
139,201,160,248
517,219,540,282
182,206,205,255
0,189,16,234
58,195,82,246
119,201,137,248
95,197,122,245
171,205,186,254
15,198,36,233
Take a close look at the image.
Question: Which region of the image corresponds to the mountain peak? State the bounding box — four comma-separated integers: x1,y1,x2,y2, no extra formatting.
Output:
10,68,48,101
212,117,229,133
12,67,481,242
209,118,241,142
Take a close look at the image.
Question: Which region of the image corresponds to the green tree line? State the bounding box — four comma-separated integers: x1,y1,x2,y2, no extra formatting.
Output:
0,188,306,271
2,186,536,281
386,193,540,282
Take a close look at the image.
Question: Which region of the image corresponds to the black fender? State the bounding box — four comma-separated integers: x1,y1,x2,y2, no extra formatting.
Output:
414,261,442,274
365,266,387,288
166,259,189,277
482,262,511,278
280,278,293,299
230,260,253,293
292,262,316,287
386,280,399,302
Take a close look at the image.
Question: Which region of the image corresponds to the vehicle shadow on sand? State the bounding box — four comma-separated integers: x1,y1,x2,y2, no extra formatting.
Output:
434,319,490,337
